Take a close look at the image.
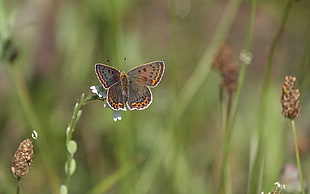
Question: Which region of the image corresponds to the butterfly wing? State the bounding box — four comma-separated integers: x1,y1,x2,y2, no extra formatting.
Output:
127,61,165,87
127,81,152,110
95,63,121,88
107,82,127,111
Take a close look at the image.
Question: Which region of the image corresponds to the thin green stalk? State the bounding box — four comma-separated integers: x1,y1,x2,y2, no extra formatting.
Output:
226,93,233,126
218,90,229,194
248,0,295,193
264,0,295,87
16,177,21,194
65,93,98,189
227,0,256,137
220,89,227,135
227,0,256,132
291,120,305,194
219,0,256,193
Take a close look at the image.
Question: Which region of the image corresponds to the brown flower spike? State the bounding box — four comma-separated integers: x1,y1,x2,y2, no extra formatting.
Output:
212,44,240,93
11,139,34,178
281,76,301,120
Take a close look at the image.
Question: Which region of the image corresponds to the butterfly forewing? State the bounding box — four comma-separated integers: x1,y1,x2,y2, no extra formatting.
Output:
107,82,127,111
95,64,121,88
127,82,152,110
127,61,165,87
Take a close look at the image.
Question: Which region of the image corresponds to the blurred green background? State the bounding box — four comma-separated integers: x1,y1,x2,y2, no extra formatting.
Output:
1,0,310,193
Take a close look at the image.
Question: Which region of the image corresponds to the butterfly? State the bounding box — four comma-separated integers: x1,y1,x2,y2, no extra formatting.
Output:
95,61,165,111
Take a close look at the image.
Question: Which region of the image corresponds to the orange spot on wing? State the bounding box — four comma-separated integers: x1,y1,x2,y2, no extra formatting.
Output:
109,97,125,109
151,65,164,86
131,96,151,109
96,70,108,87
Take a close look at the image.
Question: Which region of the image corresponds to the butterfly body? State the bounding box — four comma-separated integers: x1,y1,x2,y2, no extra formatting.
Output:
120,72,129,89
95,61,165,111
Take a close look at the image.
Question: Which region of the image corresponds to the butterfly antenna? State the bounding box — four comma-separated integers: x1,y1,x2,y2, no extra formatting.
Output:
123,57,127,70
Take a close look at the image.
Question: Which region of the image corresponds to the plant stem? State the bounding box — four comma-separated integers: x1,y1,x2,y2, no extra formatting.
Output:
248,0,295,193
291,120,305,194
219,0,256,193
65,93,98,189
16,177,21,194
227,0,256,140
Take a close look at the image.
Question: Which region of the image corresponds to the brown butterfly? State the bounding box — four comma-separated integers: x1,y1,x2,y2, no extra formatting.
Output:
95,61,165,111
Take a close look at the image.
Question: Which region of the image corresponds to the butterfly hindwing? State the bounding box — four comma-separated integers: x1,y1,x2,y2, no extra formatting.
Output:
107,82,127,111
127,81,152,110
127,61,165,87
95,64,121,88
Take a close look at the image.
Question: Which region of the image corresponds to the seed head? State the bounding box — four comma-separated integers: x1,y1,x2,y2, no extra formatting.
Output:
212,44,239,93
221,63,239,93
11,139,34,179
212,44,233,71
281,76,301,120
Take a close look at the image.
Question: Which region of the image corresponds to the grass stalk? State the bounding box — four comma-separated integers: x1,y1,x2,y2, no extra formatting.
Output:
219,0,256,193
220,89,227,135
291,120,305,194
247,0,295,193
16,177,20,194
65,93,98,189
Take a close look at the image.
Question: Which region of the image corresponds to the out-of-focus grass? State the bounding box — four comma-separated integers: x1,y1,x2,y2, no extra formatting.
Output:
0,0,310,193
